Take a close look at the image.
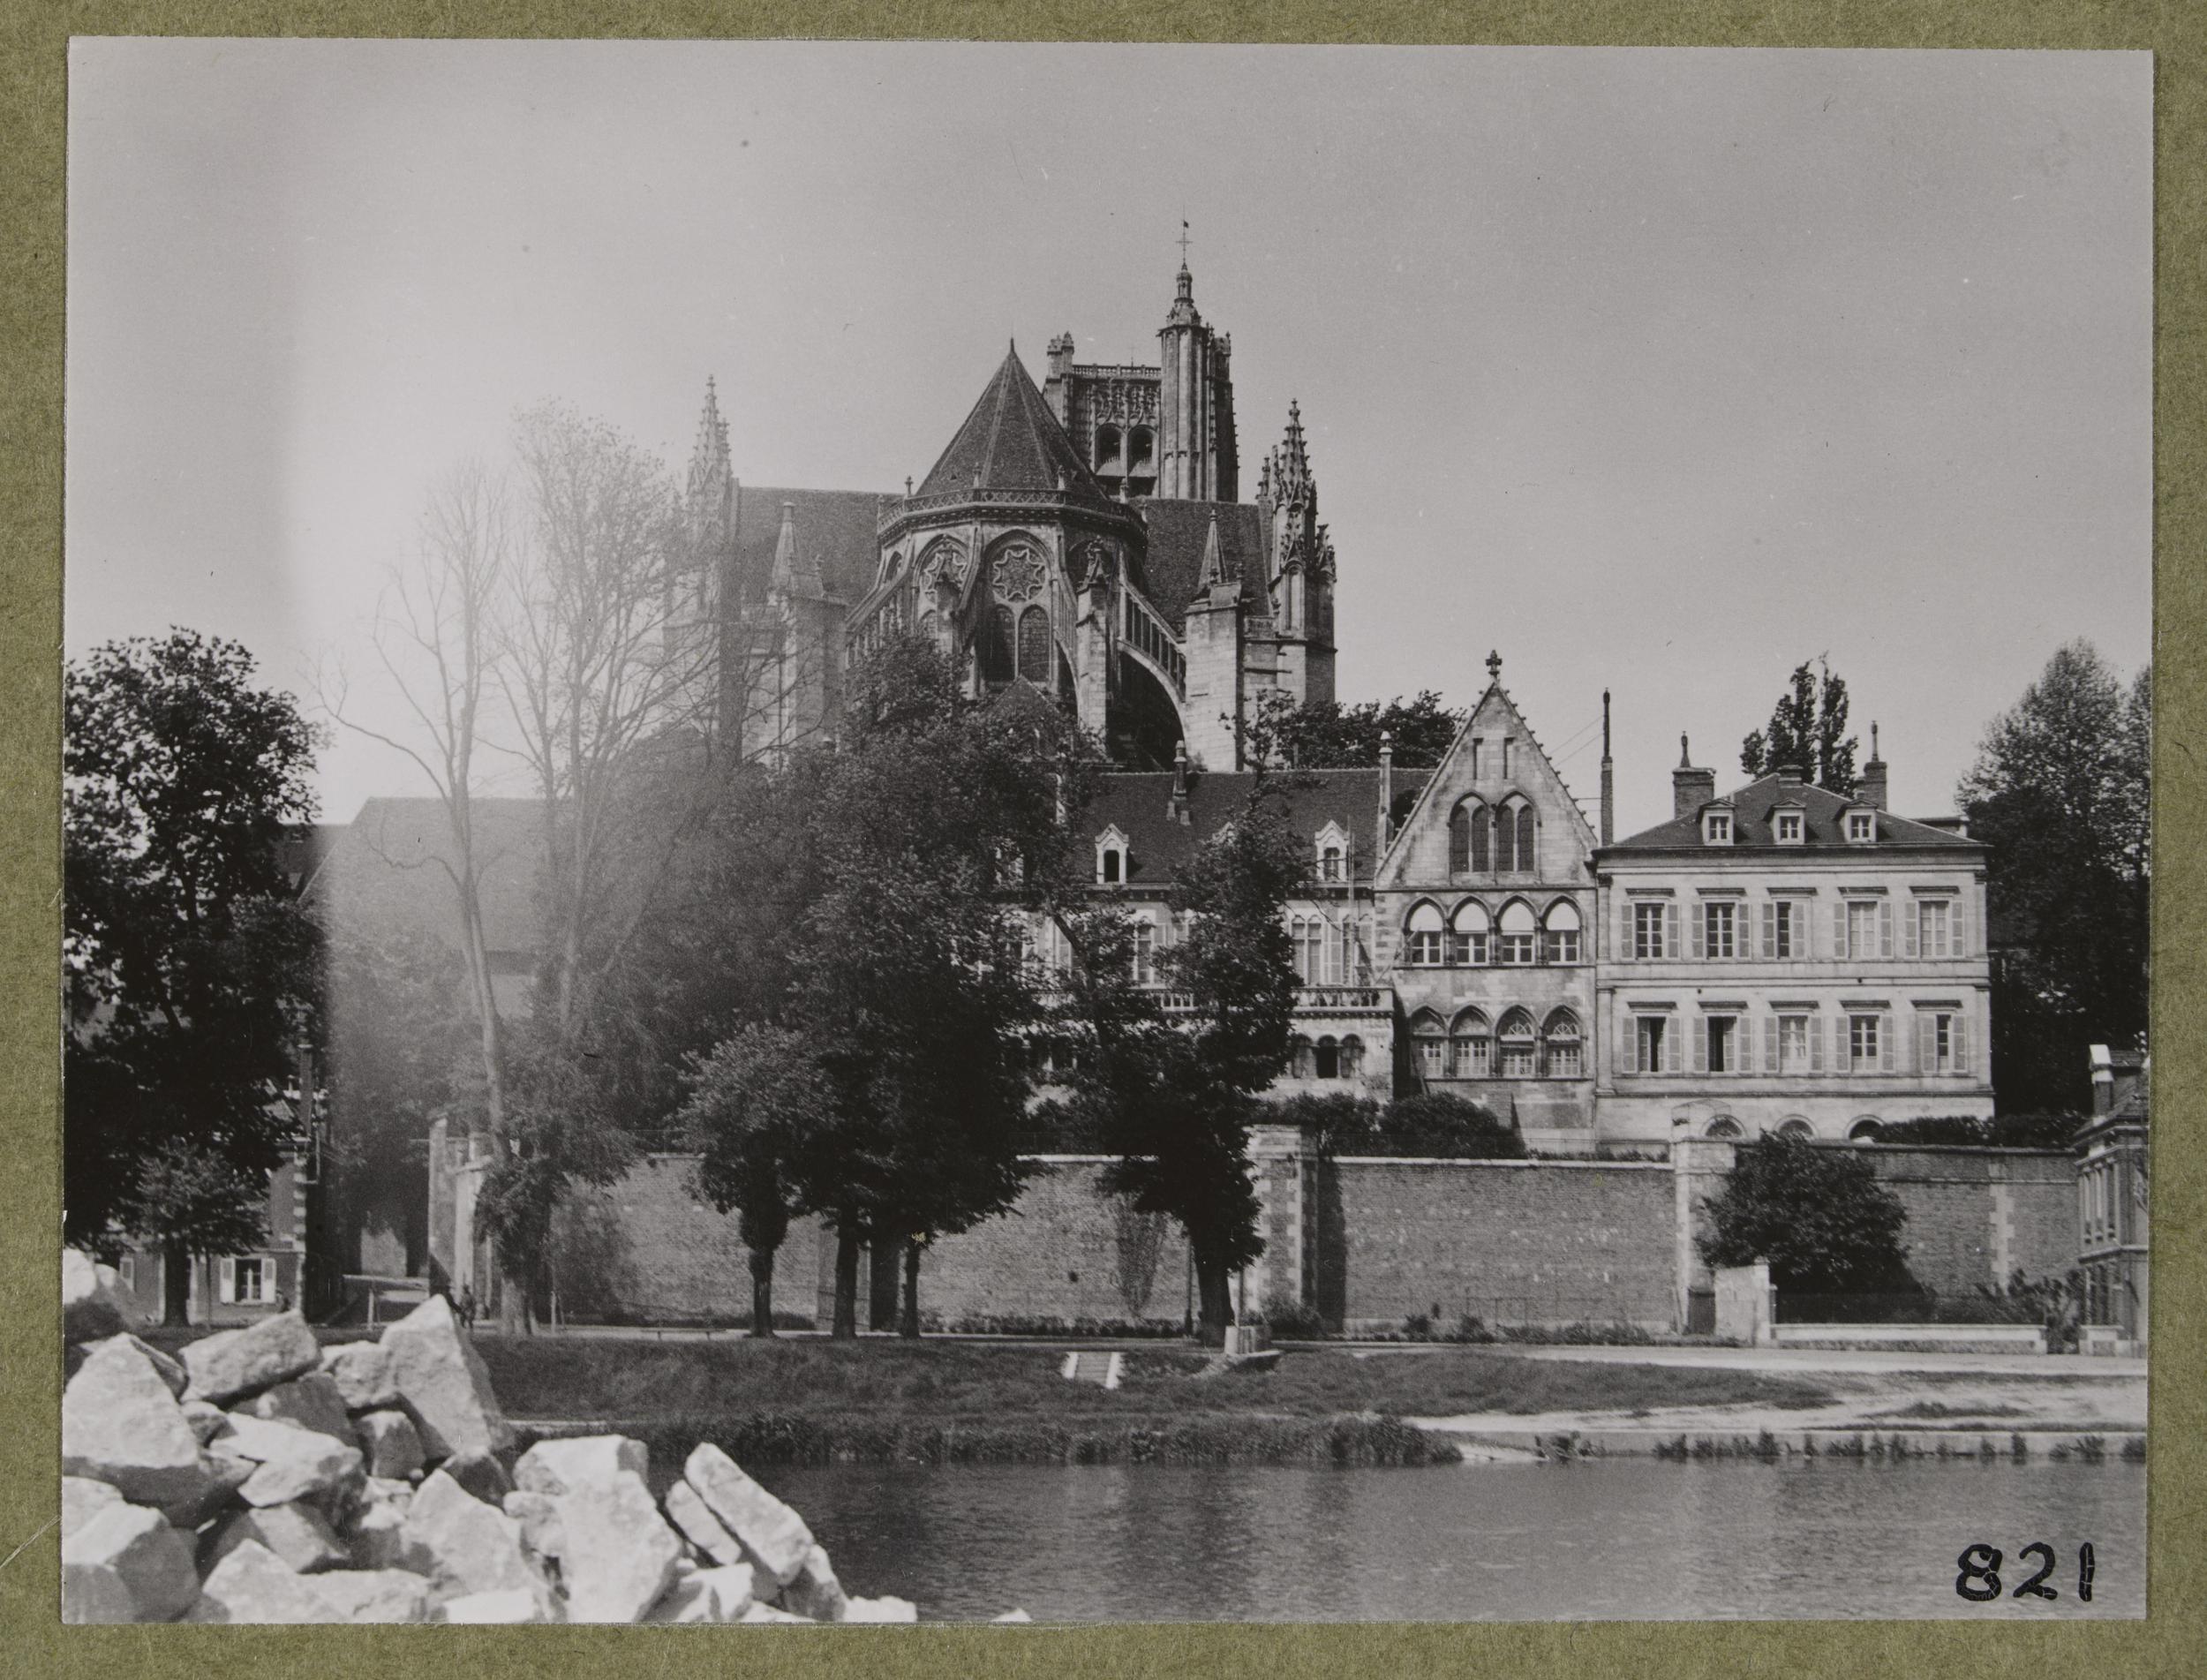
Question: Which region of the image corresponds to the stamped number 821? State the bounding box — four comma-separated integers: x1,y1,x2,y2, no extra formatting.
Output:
1955,1541,2096,1602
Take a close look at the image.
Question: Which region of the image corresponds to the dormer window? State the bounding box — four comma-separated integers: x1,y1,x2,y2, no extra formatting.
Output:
1773,809,1804,846
1096,825,1129,886
1845,809,1877,845
1314,821,1350,884
1702,809,1733,846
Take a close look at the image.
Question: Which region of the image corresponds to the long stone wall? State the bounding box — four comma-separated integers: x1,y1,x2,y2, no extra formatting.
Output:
434,1135,2080,1333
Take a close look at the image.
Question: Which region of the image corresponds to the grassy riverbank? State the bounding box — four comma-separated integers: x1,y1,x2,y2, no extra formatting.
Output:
479,1337,1834,1469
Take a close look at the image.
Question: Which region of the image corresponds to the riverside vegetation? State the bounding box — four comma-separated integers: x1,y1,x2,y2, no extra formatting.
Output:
478,1337,1834,1468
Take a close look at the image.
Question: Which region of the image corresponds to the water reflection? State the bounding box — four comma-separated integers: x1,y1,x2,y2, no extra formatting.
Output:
755,1459,2145,1622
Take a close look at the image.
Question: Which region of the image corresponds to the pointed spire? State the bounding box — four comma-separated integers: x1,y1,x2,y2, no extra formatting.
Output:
687,375,733,500
771,501,798,593
1198,513,1226,588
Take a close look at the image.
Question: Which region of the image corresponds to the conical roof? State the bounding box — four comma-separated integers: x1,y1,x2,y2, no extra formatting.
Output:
917,345,1108,501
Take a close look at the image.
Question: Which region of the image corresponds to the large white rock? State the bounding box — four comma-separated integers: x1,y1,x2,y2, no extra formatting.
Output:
353,1409,425,1480
62,1338,219,1510
661,1478,743,1565
501,1490,565,1563
781,1542,848,1623
206,1500,350,1574
682,1443,815,1586
319,1341,399,1411
438,1587,558,1623
344,1501,408,1571
82,1334,185,1397
60,1476,122,1540
379,1296,510,1458
308,1569,433,1624
220,1414,365,1510
181,1311,320,1405
185,1540,345,1623
991,1608,1034,1623
59,1563,138,1624
59,1502,199,1623
555,1469,686,1623
241,1372,354,1443
845,1594,920,1623
513,1434,647,1495
396,1469,544,1600
63,1249,130,1342
644,1563,757,1623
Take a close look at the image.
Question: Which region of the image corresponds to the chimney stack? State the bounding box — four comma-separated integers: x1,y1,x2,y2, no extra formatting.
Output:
1858,721,1888,811
1599,689,1614,847
1672,733,1716,819
1378,731,1395,848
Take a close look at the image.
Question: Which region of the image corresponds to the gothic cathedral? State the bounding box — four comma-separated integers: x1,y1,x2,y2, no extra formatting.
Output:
673,260,1337,770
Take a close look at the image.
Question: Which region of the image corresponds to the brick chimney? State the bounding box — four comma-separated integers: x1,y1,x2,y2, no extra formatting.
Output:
1377,731,1395,848
1599,689,1614,847
1858,721,1888,811
1672,734,1716,819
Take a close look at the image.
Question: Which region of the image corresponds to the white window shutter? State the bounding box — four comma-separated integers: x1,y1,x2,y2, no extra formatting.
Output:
1811,1017,1826,1074
1760,901,1775,958
1618,896,1631,961
1955,893,1972,959
1879,901,1894,958
1918,1014,1935,1076
1691,906,1706,960
1664,1018,1682,1074
218,1258,236,1304
1903,903,1919,958
1955,1013,1970,1075
1693,1015,1709,1073
1880,1013,1895,1073
1833,901,1848,961
1735,1019,1753,1075
1664,903,1678,959
1765,1017,1780,1071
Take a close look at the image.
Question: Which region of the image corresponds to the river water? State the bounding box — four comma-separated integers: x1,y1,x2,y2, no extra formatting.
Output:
754,1458,2146,1622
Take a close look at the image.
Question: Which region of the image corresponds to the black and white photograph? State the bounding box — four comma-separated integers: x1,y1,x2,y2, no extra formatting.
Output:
58,39,2151,1624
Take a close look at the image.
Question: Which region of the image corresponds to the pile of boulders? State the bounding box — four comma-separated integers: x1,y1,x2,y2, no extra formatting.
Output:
59,1250,916,1625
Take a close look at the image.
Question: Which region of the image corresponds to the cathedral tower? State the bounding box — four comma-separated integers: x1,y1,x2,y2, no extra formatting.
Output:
1156,262,1239,502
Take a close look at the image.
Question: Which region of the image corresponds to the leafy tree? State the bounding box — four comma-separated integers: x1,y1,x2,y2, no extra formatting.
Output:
1376,1092,1525,1158
1860,1113,2083,1150
678,1025,837,1337
65,631,322,1322
1699,1134,1914,1297
1058,787,1305,1341
1958,641,2151,1112
792,637,1084,1337
117,1141,272,1292
1247,689,1463,770
1741,659,1857,794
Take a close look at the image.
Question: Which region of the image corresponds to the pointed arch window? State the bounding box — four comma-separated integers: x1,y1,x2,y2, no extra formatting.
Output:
1405,902,1446,967
1017,606,1051,683
1450,900,1490,967
1542,900,1582,966
1411,1010,1448,1082
982,604,1016,686
1496,900,1538,966
1514,804,1536,872
1540,1008,1583,1079
1449,800,1482,875
1496,1009,1538,1078
1450,1008,1491,1080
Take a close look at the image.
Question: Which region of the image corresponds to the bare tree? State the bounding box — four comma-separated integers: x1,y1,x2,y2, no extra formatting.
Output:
325,460,516,1150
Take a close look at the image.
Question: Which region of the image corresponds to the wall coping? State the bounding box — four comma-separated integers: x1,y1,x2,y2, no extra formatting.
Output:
1329,1156,1673,1171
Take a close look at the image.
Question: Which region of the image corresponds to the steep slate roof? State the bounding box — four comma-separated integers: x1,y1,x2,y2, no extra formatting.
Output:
313,796,546,957
1083,768,1430,891
918,347,1110,502
1604,775,1985,852
734,486,895,608
1134,500,1268,628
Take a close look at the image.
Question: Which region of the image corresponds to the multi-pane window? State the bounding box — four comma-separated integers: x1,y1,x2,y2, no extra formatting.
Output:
1703,902,1736,959
222,1256,270,1305
1450,1013,1490,1078
1497,1013,1537,1078
1920,1010,1970,1074
1413,1019,1448,1081
1406,903,1445,966
1291,917,1326,983
1633,901,1669,960
1704,810,1731,844
1496,901,1537,965
1768,900,1800,959
1132,923,1158,985
1635,1016,1668,1074
1544,903,1582,965
1451,928,1488,966
1844,900,1881,959
1542,1013,1583,1078
1774,810,1804,843
1497,930,1535,965
1848,810,1876,842
1778,1014,1813,1074
1849,1013,1884,1071
1917,899,1951,958
1319,846,1345,884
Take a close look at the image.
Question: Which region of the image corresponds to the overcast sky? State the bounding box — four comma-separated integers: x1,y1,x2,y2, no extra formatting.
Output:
65,41,2151,836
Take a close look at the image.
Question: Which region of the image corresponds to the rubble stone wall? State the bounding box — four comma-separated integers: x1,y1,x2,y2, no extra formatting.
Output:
1855,1145,2075,1298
